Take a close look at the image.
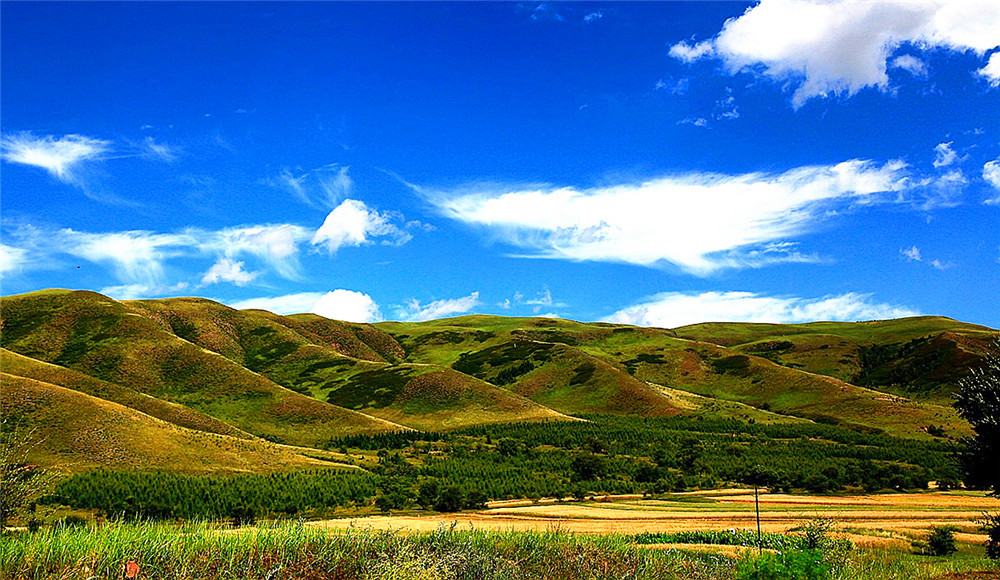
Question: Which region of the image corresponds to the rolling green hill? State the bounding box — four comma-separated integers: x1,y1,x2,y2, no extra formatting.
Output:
672,317,996,401
2,289,996,477
0,373,350,473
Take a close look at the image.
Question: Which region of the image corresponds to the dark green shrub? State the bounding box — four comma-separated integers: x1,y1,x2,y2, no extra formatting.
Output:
912,525,958,556
977,512,1000,559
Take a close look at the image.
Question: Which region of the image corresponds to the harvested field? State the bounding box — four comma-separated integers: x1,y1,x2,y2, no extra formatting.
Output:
311,489,1000,548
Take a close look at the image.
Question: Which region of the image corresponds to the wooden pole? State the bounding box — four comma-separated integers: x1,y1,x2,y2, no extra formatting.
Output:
755,482,762,554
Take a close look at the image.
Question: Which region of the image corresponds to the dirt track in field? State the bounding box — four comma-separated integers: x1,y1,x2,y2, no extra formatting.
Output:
310,490,1000,548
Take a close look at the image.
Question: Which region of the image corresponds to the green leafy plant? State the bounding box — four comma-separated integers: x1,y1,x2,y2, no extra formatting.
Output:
736,549,831,580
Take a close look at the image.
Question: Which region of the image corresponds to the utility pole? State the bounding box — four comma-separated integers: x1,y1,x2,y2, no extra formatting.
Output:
754,474,762,554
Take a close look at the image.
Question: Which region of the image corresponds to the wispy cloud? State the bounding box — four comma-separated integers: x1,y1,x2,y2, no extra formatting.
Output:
312,199,412,253
402,292,481,322
100,282,189,301
200,224,311,280
427,160,910,275
60,229,192,287
141,136,179,162
606,291,920,328
228,292,327,315
670,0,1000,107
268,163,353,210
1,132,110,183
891,54,928,78
900,245,953,270
227,289,382,323
0,244,29,275
933,142,961,168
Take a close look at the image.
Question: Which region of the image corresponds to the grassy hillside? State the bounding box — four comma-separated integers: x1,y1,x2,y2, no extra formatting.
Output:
2,289,993,457
0,373,349,473
0,290,403,446
0,348,253,439
673,316,997,401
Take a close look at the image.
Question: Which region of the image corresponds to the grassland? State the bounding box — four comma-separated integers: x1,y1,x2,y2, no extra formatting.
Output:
315,490,999,550
3,510,997,580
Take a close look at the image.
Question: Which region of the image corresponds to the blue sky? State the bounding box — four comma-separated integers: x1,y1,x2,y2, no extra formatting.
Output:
2,1,998,328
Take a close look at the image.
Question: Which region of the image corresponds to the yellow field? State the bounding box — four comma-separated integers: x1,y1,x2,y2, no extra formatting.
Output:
310,489,1000,550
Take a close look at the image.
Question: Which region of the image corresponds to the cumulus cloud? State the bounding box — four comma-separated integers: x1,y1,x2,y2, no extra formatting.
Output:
428,160,909,275
983,158,1000,204
980,51,1000,86
228,289,382,323
670,0,1000,107
312,289,383,323
403,292,481,322
606,291,920,328
1,132,110,183
900,245,951,269
201,258,257,286
269,164,353,210
312,199,412,253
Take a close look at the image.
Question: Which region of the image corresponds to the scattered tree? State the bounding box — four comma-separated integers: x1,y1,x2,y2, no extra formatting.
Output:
954,340,1000,494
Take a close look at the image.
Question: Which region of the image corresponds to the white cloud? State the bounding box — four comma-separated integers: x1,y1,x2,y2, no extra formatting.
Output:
201,224,310,279
933,142,960,168
60,229,191,287
403,292,481,322
201,258,257,286
312,199,411,253
1,132,109,183
312,289,383,323
229,292,326,315
607,291,920,328
671,0,1000,107
0,244,28,274
669,40,715,63
891,54,928,77
901,245,954,269
429,160,909,275
979,51,1000,86
901,245,922,262
100,282,188,301
983,158,1000,204
678,117,709,128
228,289,382,323
583,11,604,23
142,137,178,162
269,164,353,210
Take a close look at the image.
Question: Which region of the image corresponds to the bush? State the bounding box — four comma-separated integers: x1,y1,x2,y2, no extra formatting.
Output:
736,549,830,580
912,525,958,556
977,512,1000,559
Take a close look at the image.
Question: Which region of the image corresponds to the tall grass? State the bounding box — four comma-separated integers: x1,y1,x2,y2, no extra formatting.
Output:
1,521,994,580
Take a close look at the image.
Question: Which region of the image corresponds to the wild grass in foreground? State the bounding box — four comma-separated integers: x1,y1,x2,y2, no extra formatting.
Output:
1,521,995,580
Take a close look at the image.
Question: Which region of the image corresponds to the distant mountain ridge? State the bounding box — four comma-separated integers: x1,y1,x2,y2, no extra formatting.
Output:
1,289,995,474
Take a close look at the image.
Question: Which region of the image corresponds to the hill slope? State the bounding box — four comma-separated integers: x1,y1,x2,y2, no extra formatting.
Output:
0,373,349,473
